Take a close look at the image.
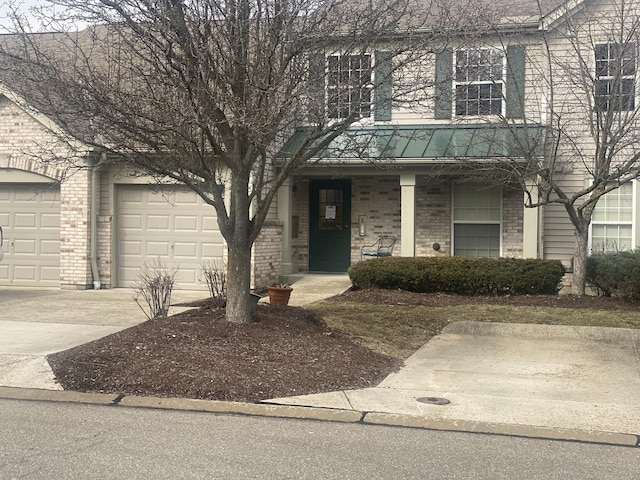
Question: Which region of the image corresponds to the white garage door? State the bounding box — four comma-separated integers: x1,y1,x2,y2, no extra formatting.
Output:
117,185,225,290
0,184,61,286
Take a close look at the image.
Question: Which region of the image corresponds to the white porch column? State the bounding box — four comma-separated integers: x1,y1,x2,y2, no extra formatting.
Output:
277,179,293,275
523,183,540,259
400,174,416,257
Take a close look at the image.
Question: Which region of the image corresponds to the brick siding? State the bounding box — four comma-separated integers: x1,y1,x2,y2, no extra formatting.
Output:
251,219,283,289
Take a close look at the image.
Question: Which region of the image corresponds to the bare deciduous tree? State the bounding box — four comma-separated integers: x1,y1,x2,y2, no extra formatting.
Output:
459,0,640,295
0,0,490,322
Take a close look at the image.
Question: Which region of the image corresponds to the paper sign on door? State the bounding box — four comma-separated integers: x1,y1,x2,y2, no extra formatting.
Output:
325,205,336,220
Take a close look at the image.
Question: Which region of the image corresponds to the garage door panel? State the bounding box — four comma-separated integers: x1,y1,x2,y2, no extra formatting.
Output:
117,185,224,290
147,191,175,205
120,188,144,202
41,213,60,229
175,268,198,285
41,267,61,281
174,190,199,205
0,183,61,286
121,240,143,255
147,215,171,230
147,242,170,256
41,240,60,255
175,215,198,231
120,214,143,229
14,239,37,254
15,213,37,228
173,242,197,257
13,265,36,281
202,243,224,258
203,216,217,230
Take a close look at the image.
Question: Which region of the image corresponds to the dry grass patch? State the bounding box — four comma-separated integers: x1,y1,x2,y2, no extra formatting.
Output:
310,290,640,360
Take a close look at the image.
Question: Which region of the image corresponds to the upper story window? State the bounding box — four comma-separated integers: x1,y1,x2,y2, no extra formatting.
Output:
327,54,373,120
454,48,505,117
595,43,636,112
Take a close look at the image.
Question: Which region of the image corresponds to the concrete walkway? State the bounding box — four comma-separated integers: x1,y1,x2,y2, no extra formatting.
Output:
267,321,640,444
0,287,208,389
1,276,640,446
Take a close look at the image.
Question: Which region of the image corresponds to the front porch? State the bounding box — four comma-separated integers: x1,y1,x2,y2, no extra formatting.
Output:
277,174,541,275
276,123,544,276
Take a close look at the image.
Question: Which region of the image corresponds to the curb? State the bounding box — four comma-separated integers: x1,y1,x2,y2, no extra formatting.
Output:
0,387,362,424
363,412,640,447
1,386,638,447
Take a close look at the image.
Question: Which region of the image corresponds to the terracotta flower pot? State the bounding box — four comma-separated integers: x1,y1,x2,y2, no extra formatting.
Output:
267,285,293,305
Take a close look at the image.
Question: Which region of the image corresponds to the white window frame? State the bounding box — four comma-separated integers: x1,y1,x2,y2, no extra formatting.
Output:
453,48,506,118
326,52,374,121
589,181,636,253
451,182,503,258
594,42,636,112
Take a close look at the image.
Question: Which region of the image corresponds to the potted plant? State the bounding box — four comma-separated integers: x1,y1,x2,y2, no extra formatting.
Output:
267,283,293,305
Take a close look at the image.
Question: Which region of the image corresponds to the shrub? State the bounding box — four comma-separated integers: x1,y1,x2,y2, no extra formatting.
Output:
132,259,177,320
349,257,565,295
201,260,227,308
587,251,640,299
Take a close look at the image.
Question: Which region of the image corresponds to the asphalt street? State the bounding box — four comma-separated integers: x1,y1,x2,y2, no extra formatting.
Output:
1,398,638,479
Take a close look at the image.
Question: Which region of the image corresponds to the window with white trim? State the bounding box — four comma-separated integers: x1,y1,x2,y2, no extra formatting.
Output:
453,183,502,258
454,48,504,117
595,43,636,112
590,182,635,252
327,54,373,119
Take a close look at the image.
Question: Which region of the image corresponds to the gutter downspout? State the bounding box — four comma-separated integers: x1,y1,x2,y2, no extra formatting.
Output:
90,154,104,290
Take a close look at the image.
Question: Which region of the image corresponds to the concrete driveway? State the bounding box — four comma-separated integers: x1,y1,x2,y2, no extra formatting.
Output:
269,321,640,441
0,287,206,389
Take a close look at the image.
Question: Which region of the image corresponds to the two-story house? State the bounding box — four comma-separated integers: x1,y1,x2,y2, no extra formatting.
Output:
0,0,637,291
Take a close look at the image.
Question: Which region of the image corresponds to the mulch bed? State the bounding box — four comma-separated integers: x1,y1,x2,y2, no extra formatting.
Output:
48,303,401,403
48,289,640,404
332,288,640,310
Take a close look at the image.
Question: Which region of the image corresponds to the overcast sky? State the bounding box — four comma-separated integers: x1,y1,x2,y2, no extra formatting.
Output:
0,0,74,32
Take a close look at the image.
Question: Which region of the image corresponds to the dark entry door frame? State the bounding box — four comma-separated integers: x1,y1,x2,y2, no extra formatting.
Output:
309,179,352,272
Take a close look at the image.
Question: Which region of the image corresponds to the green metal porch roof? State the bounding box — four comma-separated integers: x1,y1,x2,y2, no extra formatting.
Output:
278,124,545,160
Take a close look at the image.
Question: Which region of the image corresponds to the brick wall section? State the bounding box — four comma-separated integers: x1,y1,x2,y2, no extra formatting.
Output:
415,178,452,257
0,97,97,288
252,219,283,289
502,187,524,258
59,170,93,288
352,177,401,263
0,98,65,180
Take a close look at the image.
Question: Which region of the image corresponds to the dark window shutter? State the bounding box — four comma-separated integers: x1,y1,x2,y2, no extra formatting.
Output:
374,51,393,121
434,49,453,119
506,45,525,119
308,54,325,123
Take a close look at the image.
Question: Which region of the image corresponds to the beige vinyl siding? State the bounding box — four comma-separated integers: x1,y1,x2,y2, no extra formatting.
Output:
542,175,586,265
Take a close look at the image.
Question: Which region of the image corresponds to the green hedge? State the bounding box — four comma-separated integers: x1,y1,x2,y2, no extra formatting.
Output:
349,257,565,295
586,251,640,299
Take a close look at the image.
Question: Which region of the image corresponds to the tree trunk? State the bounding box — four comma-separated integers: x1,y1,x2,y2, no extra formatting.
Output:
572,225,589,296
225,237,253,323
223,171,254,324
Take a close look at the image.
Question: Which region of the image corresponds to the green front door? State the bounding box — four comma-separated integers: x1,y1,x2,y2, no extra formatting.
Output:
309,180,352,272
